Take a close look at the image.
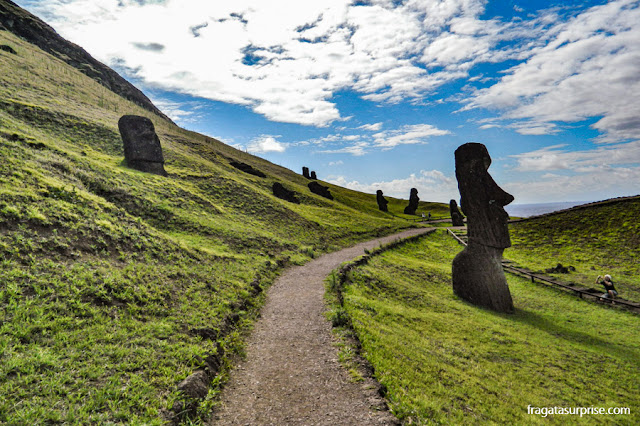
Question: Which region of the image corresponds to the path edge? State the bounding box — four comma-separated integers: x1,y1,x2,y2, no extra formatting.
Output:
325,229,437,420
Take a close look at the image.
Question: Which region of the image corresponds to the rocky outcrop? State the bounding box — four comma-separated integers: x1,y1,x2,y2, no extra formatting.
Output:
451,143,514,313
118,115,167,176
450,199,465,226
272,182,299,203
0,0,171,122
403,188,419,215
376,190,388,212
308,181,333,200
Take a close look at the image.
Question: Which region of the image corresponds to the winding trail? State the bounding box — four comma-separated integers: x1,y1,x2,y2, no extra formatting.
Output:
211,228,432,425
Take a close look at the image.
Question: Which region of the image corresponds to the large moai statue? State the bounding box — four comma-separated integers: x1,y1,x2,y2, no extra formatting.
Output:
376,190,388,212
310,171,317,180
302,167,310,179
118,115,167,176
403,188,419,215
449,199,465,226
451,143,514,313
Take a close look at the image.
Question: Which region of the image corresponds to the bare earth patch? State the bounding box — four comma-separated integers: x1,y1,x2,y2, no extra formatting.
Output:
211,228,431,425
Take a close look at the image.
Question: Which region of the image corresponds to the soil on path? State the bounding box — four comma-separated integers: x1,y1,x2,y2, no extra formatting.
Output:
211,228,432,425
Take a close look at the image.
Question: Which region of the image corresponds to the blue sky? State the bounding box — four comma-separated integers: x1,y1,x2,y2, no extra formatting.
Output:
18,0,640,204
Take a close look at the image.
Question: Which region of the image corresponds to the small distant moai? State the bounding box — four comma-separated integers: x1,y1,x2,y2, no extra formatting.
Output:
310,171,317,180
302,167,310,179
118,115,167,176
451,143,514,313
272,182,300,204
403,188,419,215
308,181,333,200
376,190,388,212
450,199,465,226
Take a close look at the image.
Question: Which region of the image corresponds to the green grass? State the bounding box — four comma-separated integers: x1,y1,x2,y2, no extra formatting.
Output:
335,232,639,424
506,197,640,302
0,29,448,423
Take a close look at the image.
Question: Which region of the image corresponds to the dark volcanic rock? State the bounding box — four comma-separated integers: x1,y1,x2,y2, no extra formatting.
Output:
230,161,266,178
0,44,17,54
451,142,514,313
0,0,171,122
376,190,388,212
308,181,333,200
403,188,419,215
450,199,465,226
302,166,310,179
118,115,167,176
177,370,209,399
545,263,574,274
272,182,300,203
310,171,317,180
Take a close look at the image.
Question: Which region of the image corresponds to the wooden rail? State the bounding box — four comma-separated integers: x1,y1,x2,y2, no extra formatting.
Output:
445,229,639,312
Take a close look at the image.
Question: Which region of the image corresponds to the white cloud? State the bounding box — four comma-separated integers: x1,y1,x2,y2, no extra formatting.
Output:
247,135,287,153
512,140,640,172
328,160,344,166
464,0,640,143
373,124,451,148
318,141,369,156
327,169,458,202
28,0,529,127
357,122,383,131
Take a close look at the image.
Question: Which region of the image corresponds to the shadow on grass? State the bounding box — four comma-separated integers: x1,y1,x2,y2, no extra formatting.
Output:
509,308,637,361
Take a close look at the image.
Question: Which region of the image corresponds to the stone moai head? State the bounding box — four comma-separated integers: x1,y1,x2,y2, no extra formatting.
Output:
310,171,317,180
118,115,167,176
376,190,388,211
454,143,513,248
302,167,310,179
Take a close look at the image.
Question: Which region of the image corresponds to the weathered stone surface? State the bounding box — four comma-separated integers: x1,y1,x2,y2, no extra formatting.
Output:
376,190,388,212
302,166,310,179
0,44,17,54
230,161,266,178
177,370,209,399
272,182,300,203
310,171,317,180
403,188,419,215
451,142,514,313
450,199,465,226
308,181,333,200
118,115,167,176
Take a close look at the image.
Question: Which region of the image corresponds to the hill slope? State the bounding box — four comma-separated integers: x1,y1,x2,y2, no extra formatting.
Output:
0,11,439,422
506,196,640,302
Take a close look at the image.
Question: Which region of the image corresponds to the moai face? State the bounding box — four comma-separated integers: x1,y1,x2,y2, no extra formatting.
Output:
455,143,514,248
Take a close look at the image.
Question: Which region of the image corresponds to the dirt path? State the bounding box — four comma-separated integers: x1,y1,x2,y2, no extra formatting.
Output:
211,228,432,425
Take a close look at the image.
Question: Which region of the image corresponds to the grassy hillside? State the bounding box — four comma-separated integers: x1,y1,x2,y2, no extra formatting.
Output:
333,232,639,424
0,28,441,423
506,197,640,302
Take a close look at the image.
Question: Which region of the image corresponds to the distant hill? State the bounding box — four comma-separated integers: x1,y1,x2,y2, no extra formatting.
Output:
507,196,640,301
0,0,171,122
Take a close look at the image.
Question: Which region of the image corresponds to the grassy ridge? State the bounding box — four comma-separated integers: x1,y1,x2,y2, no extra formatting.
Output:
0,29,441,422
507,197,640,302
337,232,639,424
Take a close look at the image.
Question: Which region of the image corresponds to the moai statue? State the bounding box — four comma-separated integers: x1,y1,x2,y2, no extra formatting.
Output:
302,167,310,179
310,171,317,180
118,115,167,176
403,188,419,215
272,182,300,204
451,143,514,313
376,190,388,212
308,181,333,200
450,199,465,226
